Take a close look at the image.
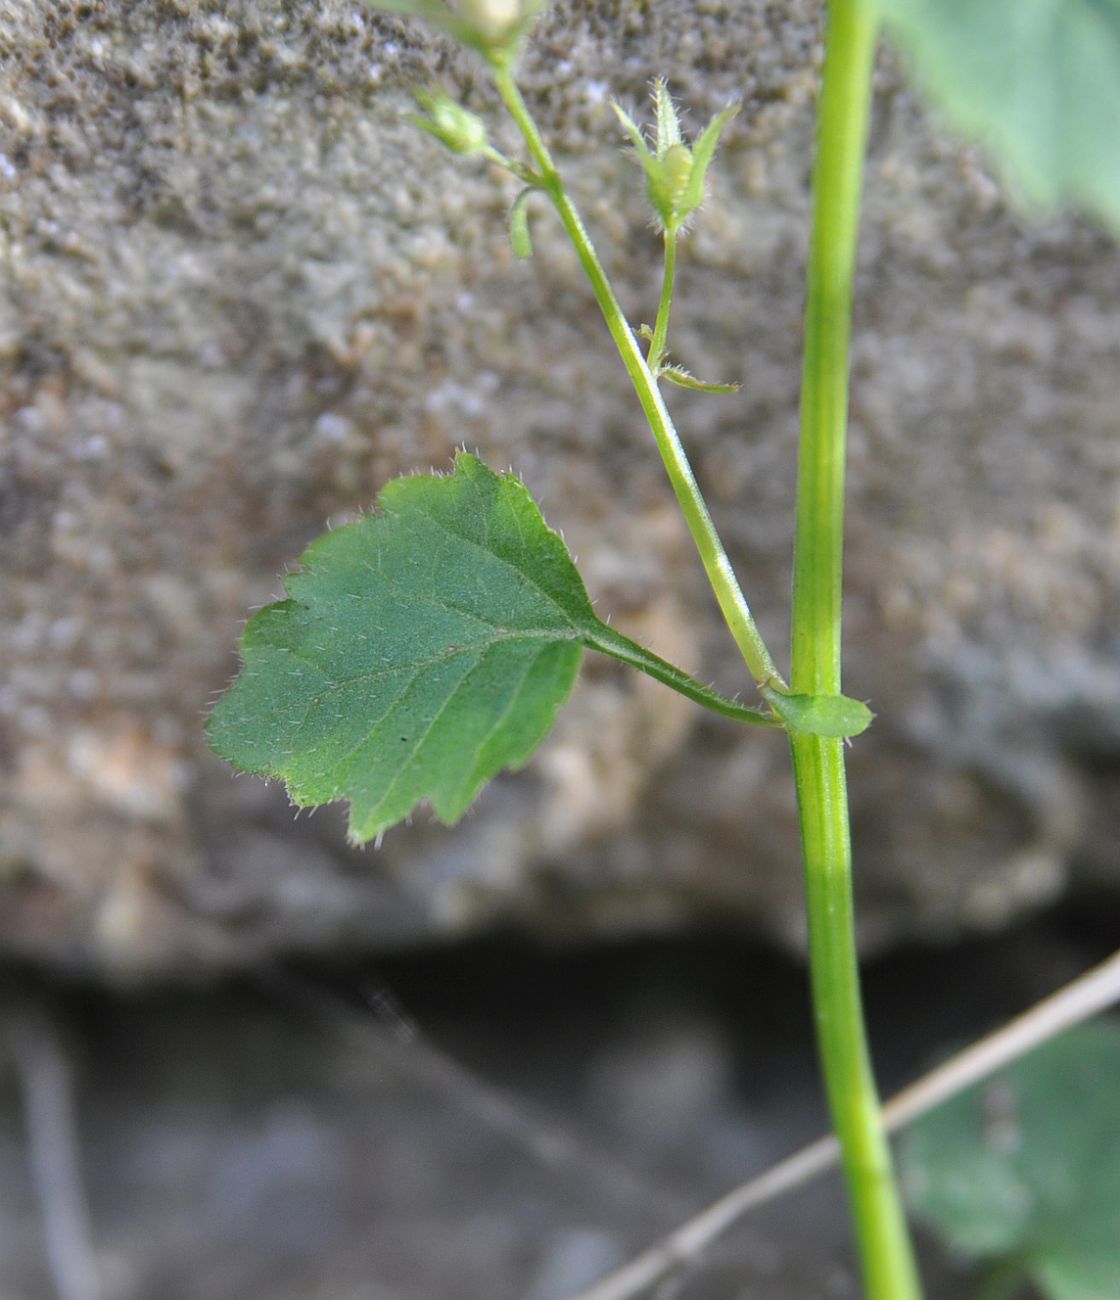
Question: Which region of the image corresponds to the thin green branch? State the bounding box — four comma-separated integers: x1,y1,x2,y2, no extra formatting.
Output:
491,66,785,692
790,2,922,1297
647,230,677,374
481,143,540,185
585,622,781,728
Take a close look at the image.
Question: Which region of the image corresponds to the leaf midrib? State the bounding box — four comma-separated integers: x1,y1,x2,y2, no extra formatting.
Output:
288,628,579,790
357,638,555,831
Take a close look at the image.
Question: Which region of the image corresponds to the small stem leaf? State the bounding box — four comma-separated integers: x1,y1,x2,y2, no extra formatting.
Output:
509,187,535,257
762,686,873,738
209,455,778,843
660,365,740,395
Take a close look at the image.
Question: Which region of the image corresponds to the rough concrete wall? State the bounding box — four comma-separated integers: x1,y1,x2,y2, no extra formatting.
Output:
2,0,1118,976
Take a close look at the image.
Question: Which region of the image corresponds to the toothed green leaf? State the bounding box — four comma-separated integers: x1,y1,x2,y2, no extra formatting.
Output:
209,454,777,844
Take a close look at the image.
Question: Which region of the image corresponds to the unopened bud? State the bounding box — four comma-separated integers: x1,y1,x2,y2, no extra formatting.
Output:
411,89,489,156
612,79,740,234
461,0,523,39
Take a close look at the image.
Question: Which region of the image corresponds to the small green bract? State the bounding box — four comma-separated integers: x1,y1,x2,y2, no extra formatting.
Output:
761,686,874,739
208,454,775,844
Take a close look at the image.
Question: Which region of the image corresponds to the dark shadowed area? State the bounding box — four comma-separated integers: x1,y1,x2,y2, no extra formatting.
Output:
1,897,1116,1298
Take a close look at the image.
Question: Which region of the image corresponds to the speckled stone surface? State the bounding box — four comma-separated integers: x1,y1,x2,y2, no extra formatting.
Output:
2,0,1118,974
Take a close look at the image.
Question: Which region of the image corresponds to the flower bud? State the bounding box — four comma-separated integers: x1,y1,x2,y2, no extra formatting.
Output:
612,78,740,234
368,0,544,64
411,88,489,156
460,0,523,39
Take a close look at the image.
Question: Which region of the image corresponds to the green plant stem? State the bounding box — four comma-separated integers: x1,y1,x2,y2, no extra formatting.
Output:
790,3,923,1298
492,66,785,691
647,230,677,373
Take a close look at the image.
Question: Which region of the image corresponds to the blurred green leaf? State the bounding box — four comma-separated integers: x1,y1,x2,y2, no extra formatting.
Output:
878,0,1120,235
901,1023,1120,1300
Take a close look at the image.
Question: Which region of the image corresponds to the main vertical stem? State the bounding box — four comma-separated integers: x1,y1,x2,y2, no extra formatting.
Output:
791,3,923,1298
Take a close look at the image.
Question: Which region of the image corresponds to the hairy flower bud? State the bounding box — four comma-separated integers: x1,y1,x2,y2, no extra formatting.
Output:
612,79,740,233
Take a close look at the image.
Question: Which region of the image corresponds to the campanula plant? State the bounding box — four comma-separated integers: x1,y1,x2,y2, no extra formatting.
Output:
208,0,1120,1295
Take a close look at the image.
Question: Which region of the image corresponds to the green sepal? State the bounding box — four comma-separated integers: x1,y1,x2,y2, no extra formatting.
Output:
610,100,651,163
678,102,740,225
653,77,683,152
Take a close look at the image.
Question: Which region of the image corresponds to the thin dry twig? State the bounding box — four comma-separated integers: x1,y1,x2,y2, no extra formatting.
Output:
9,1010,101,1300
257,967,688,1225
567,948,1120,1300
